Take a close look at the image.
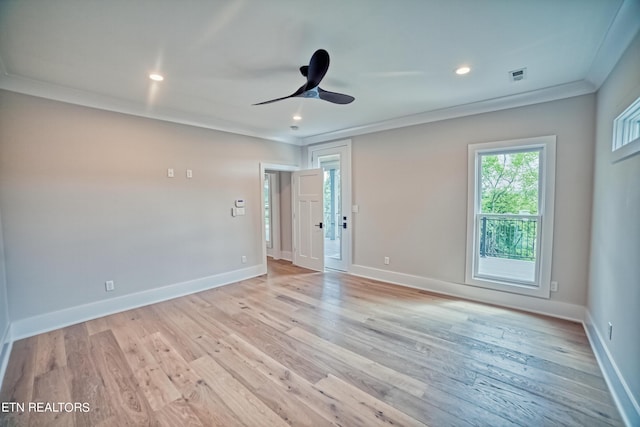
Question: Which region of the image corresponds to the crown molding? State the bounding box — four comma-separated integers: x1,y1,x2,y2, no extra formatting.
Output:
301,80,597,145
586,0,640,89
0,72,303,146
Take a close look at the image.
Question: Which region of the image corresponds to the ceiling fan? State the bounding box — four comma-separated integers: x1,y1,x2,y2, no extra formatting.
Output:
254,49,355,105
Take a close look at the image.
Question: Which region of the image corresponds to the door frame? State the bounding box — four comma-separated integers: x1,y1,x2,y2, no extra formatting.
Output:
259,163,299,274
264,171,280,259
307,139,352,272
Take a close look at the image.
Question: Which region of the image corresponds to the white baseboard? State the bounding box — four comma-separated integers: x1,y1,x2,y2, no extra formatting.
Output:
584,311,639,427
349,264,585,322
10,264,266,341
0,323,13,392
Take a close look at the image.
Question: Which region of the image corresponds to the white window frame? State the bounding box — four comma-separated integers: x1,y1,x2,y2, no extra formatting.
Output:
465,135,556,298
612,95,640,163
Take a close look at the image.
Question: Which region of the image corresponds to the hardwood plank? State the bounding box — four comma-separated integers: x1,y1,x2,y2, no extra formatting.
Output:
285,328,512,427
287,326,426,397
154,399,204,427
179,378,245,427
28,367,73,427
142,332,201,393
110,325,157,373
34,330,66,378
63,323,113,426
314,374,427,427
190,356,290,427
227,312,331,384
89,330,154,426
0,259,622,426
195,334,334,427
220,333,393,427
133,364,181,412
0,337,37,426
85,316,110,336
0,337,37,427
138,306,206,362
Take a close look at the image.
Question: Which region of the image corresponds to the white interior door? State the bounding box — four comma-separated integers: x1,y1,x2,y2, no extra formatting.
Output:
292,169,324,271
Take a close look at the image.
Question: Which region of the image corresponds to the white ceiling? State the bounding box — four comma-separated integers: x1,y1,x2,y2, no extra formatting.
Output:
0,0,638,145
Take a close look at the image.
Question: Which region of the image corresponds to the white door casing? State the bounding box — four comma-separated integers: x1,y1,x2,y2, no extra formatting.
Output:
292,169,324,271
309,140,352,272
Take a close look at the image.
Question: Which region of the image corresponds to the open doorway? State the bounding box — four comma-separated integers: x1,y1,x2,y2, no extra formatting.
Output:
264,170,293,261
260,163,299,274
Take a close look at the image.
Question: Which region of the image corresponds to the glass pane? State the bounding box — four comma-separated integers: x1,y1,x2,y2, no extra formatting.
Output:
318,155,341,261
264,173,272,248
476,216,538,283
476,149,541,284
480,150,540,214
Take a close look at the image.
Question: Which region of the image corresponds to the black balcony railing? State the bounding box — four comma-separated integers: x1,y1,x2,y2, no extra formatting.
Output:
479,215,538,261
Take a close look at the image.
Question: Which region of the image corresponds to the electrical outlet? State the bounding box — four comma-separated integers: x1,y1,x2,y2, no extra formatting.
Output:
105,280,115,292
608,322,613,340
241,255,247,264
384,256,390,265
186,169,193,179
167,168,174,178
550,281,558,292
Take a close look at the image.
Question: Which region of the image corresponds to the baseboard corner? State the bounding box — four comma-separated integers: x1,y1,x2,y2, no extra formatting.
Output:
584,310,640,427
0,323,13,392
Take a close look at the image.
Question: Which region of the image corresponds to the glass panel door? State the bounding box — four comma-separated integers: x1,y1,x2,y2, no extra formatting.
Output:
318,155,342,264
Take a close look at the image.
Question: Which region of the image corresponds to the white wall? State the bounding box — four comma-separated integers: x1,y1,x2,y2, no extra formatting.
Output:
349,94,595,311
0,210,9,340
0,90,300,322
588,30,640,425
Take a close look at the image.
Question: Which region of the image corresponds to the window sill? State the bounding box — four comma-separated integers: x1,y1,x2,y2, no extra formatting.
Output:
464,276,551,299
612,136,640,163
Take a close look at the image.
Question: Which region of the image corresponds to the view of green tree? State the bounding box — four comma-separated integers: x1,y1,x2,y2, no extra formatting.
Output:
479,150,540,261
323,168,340,239
481,150,539,214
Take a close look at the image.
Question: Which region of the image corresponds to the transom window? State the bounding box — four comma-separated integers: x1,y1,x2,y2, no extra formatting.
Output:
612,95,640,162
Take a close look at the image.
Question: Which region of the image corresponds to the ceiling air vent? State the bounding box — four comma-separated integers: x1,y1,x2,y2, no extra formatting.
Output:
509,68,527,82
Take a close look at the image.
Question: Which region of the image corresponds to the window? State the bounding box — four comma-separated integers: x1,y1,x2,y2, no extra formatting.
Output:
466,136,556,298
612,95,640,162
264,173,272,249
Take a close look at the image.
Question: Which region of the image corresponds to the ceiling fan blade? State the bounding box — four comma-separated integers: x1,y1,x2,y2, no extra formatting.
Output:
305,49,329,90
318,87,355,104
253,95,293,106
253,84,306,105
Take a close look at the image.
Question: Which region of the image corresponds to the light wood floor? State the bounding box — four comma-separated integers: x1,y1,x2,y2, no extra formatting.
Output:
1,259,622,426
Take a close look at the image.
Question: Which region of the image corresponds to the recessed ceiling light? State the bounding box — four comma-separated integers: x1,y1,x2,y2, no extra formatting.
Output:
455,66,471,75
149,73,164,81
293,115,302,121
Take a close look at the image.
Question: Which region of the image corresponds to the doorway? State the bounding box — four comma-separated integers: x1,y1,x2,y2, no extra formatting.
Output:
308,140,352,272
260,163,299,273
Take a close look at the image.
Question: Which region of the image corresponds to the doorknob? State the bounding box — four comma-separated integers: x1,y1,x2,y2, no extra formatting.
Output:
314,222,323,229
